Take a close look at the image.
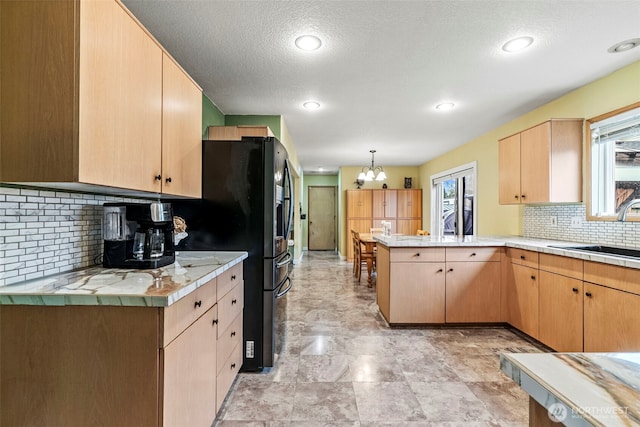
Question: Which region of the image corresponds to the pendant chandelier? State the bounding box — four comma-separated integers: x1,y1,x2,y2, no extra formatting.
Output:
357,150,387,182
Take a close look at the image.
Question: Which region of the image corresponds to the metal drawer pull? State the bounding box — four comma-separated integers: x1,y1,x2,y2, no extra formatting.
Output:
194,300,202,308
437,269,443,273
415,253,420,257
232,299,237,305
471,252,476,256
231,275,236,280
231,363,236,369
572,288,579,293
165,177,172,183
520,255,525,260
154,174,162,181
212,319,218,325
231,331,236,337
448,268,454,272
530,275,536,280
585,292,592,297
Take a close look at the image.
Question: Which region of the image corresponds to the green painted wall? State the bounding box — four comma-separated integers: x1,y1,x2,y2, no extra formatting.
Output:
224,115,282,140
419,60,640,237
201,94,225,137
302,175,339,249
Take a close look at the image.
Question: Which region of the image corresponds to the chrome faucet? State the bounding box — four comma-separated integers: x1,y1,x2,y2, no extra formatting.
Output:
617,198,640,221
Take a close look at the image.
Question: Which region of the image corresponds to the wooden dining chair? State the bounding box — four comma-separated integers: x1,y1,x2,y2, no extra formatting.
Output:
417,229,430,236
355,231,376,284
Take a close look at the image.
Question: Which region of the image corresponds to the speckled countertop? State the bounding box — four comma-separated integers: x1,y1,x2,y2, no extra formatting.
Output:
501,352,640,426
373,235,640,269
0,251,247,307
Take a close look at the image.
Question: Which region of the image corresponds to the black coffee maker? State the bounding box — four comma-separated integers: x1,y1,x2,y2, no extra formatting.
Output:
102,202,175,269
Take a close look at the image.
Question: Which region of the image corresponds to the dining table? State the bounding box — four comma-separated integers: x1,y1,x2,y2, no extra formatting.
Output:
359,233,378,287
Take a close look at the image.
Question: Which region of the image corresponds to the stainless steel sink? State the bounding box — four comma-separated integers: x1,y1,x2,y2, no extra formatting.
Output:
548,245,640,259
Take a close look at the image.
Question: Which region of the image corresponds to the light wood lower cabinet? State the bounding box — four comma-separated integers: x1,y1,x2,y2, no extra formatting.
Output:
583,284,640,352
507,264,539,340
163,305,218,427
538,271,583,352
377,246,502,324
0,264,245,427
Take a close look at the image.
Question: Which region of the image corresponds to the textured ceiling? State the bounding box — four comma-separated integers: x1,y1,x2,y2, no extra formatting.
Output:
122,0,640,174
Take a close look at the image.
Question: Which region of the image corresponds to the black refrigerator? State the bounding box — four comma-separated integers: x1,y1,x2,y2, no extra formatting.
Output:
169,136,293,371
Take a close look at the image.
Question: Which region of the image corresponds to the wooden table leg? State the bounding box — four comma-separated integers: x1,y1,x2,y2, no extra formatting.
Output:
366,258,373,287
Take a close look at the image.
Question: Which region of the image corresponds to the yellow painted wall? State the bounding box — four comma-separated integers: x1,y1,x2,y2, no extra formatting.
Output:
337,166,420,257
419,60,640,236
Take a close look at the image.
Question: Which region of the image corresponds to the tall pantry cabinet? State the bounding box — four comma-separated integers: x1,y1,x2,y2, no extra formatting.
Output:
346,189,422,260
0,0,202,197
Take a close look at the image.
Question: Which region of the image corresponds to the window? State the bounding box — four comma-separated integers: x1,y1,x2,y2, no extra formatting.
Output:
431,162,477,236
588,103,640,219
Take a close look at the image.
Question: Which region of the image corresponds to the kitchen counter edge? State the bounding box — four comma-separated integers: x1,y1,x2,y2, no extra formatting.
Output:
0,251,248,307
374,235,640,270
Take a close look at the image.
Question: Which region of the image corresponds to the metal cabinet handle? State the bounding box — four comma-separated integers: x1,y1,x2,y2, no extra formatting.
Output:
530,275,536,280
212,319,218,325
448,268,454,272
231,299,237,305
231,331,236,337
572,288,579,293
194,300,202,308
231,363,236,369
520,255,525,260
415,253,420,257
585,292,592,297
165,177,172,183
514,195,519,199
231,275,236,280
521,194,526,199
154,174,162,181
470,252,477,257
437,269,443,273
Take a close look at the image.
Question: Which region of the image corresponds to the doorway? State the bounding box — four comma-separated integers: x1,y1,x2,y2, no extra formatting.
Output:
308,186,337,250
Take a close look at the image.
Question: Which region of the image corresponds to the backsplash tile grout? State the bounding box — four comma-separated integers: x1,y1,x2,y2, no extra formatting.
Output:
0,186,148,286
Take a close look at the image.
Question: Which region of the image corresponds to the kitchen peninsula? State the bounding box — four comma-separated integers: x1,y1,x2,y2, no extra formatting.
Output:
374,235,640,353
0,251,247,427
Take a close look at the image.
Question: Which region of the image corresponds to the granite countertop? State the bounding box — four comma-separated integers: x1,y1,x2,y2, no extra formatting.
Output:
373,235,640,269
0,251,248,307
501,352,640,426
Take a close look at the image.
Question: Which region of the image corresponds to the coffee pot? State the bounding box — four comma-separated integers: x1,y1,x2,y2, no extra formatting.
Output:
102,202,175,269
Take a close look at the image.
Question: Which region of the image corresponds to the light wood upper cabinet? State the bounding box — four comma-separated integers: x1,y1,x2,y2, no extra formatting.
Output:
161,55,203,197
207,125,274,140
372,190,398,219
397,189,422,218
498,119,583,204
347,190,373,218
0,0,202,197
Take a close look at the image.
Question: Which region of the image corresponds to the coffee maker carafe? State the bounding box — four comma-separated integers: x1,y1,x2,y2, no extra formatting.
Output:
102,202,175,269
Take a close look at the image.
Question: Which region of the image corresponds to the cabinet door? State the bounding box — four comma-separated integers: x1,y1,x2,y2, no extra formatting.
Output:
445,261,501,323
372,190,397,218
389,262,445,323
538,271,583,352
584,283,640,352
498,133,521,204
163,305,218,427
78,0,163,192
396,219,421,236
397,189,421,218
520,122,551,203
161,54,202,197
508,264,539,339
346,190,372,218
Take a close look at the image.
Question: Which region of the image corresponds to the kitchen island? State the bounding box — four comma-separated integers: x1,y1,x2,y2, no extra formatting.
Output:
500,352,640,426
0,251,247,427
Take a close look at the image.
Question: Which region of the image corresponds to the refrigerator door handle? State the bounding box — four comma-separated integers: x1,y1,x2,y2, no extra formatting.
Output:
275,277,292,299
283,159,294,240
276,252,292,268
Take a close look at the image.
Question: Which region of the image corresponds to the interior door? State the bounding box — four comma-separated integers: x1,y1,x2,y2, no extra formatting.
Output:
308,186,336,250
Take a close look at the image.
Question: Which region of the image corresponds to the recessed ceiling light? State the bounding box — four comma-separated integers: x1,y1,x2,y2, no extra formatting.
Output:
318,168,324,172
435,102,455,111
303,101,320,110
502,36,534,52
608,38,640,53
295,35,322,51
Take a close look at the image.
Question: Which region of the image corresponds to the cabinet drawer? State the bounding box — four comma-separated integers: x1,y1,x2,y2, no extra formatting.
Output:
162,278,217,346
539,253,583,280
508,248,539,269
446,247,501,262
217,281,244,337
217,311,243,375
217,263,243,300
584,261,640,296
216,341,242,413
390,248,445,263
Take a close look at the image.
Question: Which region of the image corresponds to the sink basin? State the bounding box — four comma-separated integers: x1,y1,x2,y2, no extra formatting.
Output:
548,245,640,259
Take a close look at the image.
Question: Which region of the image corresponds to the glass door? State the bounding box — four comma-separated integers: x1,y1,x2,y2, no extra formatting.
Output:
431,163,476,236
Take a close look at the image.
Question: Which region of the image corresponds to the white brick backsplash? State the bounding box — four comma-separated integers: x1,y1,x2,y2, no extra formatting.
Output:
0,185,150,286
524,204,640,248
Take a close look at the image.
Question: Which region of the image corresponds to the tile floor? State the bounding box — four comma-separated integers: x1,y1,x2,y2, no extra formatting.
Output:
215,251,546,426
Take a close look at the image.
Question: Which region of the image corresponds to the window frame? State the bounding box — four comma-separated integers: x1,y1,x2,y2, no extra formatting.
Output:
586,101,640,222
430,161,477,236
